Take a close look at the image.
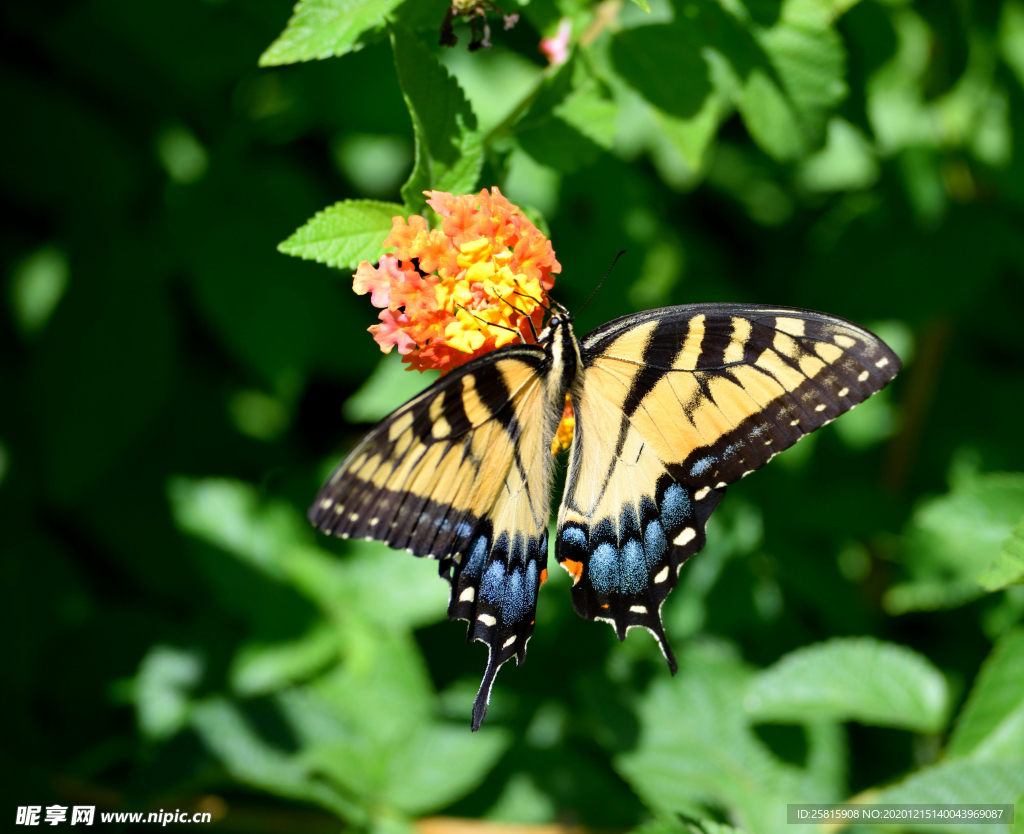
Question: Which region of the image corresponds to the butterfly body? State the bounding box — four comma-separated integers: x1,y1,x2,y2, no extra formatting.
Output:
310,303,900,729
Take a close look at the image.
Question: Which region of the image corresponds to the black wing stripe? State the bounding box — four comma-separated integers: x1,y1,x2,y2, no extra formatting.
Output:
623,317,685,418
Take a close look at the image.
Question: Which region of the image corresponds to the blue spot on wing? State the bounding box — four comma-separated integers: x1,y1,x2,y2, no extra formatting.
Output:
621,540,647,594
503,569,527,622
562,527,587,548
644,520,666,569
662,485,691,528
480,561,505,602
589,543,619,594
465,536,488,579
690,456,716,477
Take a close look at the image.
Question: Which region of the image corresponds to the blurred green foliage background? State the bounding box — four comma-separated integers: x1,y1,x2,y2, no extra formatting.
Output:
3,0,1024,831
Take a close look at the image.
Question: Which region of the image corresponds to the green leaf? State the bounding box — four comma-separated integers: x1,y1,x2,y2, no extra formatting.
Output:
616,643,844,834
133,645,203,742
486,773,557,824
279,629,435,755
391,24,482,213
872,759,1024,831
191,697,364,822
611,23,712,120
1000,1,1024,90
746,637,949,732
652,93,728,171
891,472,1024,611
513,54,617,173
947,628,1024,760
517,118,604,174
557,82,619,150
278,200,403,270
385,724,511,815
694,0,848,161
629,0,651,11
795,117,879,192
259,0,404,66
230,624,339,697
757,2,848,148
735,68,806,161
167,477,310,579
978,520,1024,592
329,540,447,630
513,54,576,133
169,477,447,628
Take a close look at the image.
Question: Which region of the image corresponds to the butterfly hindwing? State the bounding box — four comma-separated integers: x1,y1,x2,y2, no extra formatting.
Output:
557,469,726,669
309,344,563,728
558,304,900,657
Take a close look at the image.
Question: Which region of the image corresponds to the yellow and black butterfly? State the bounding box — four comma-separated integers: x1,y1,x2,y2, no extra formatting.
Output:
309,303,900,729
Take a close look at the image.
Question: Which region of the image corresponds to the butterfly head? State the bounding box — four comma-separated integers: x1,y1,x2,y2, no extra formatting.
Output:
538,300,572,344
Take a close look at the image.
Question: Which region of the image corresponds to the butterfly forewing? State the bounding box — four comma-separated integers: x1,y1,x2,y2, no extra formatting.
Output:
309,343,568,729
557,304,900,654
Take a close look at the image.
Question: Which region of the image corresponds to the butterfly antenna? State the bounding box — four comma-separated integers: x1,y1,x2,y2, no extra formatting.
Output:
512,290,551,315
495,292,543,341
454,302,524,344
575,250,626,319
494,293,528,318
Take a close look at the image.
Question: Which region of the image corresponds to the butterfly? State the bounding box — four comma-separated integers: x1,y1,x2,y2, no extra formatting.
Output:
309,303,900,729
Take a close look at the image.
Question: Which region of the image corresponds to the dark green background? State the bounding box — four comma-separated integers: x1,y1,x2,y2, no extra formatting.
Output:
3,0,1024,830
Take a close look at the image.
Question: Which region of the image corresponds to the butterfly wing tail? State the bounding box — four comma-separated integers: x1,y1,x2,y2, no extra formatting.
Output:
471,646,502,731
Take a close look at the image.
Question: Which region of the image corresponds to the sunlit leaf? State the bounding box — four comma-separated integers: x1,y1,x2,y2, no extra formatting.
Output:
230,624,339,697
873,759,1024,832
9,245,69,336
167,477,309,578
947,628,1024,760
557,83,619,151
886,472,1024,612
611,23,711,120
191,697,365,822
278,200,404,270
796,117,879,192
746,637,949,732
1000,1,1024,89
259,0,404,66
486,773,557,823
617,643,844,834
977,521,1024,592
391,24,483,213
755,2,848,150
385,724,511,814
133,645,203,741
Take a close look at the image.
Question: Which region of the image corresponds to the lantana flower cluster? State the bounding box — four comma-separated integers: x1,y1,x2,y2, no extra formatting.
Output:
353,187,574,453
353,187,561,374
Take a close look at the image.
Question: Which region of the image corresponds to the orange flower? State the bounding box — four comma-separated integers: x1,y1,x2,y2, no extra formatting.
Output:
352,187,573,451
353,187,561,374
551,394,575,455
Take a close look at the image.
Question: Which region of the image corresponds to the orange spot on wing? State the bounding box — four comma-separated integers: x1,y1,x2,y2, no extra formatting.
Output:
600,603,609,609
540,568,548,586
561,559,583,585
